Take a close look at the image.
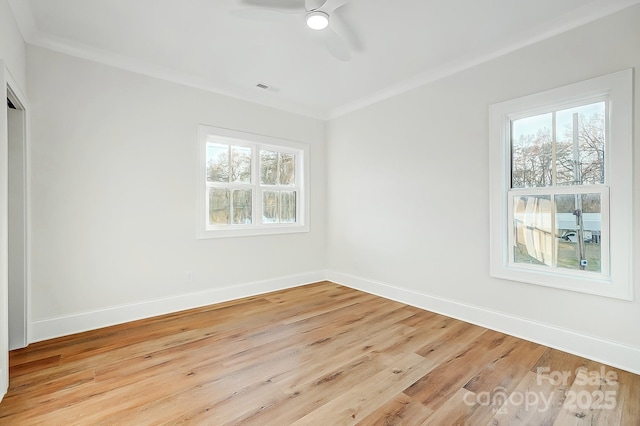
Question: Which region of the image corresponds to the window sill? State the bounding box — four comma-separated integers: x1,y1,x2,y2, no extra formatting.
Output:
197,223,310,239
490,263,632,301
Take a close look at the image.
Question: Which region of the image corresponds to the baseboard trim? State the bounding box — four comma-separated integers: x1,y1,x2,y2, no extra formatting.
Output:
326,270,640,375
30,271,326,343
30,269,640,375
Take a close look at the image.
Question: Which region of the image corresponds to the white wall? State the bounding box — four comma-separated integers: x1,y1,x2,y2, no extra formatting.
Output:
327,5,640,370
0,0,26,90
0,0,27,398
27,46,326,338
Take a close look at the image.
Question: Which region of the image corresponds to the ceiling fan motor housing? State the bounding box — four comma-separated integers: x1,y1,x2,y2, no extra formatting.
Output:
306,10,329,30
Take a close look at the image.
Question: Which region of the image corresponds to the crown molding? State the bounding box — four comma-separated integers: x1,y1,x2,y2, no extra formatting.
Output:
6,0,38,44
327,0,640,119
7,0,329,121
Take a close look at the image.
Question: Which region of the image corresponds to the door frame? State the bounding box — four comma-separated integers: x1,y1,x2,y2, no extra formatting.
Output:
0,62,31,401
0,60,9,400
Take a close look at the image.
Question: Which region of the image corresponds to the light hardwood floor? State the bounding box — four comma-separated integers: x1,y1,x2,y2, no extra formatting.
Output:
1,281,638,425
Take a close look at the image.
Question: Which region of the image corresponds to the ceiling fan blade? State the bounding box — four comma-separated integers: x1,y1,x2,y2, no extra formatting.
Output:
329,9,362,52
305,0,327,11
323,0,352,12
235,0,305,13
324,27,351,61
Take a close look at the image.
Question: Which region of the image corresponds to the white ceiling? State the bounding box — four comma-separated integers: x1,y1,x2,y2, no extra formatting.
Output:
8,0,640,119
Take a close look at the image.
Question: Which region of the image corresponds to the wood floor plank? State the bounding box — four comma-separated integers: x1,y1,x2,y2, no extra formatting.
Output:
418,387,483,426
290,352,435,425
619,369,640,424
221,351,396,425
404,330,522,409
8,354,61,378
414,319,487,364
460,339,548,424
356,392,433,425
463,339,547,394
488,370,568,425
0,281,638,425
551,365,623,425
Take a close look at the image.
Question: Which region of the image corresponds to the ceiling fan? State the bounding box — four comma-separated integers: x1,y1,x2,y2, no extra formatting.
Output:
234,0,357,61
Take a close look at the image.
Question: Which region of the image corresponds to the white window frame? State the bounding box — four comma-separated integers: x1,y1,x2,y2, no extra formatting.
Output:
197,125,309,239
489,69,633,300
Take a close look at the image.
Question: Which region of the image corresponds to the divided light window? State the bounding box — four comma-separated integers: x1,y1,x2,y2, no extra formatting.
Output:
197,126,309,238
489,70,633,300
509,101,609,275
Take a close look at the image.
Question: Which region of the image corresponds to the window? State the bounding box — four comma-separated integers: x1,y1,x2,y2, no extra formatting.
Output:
489,70,633,300
197,125,309,238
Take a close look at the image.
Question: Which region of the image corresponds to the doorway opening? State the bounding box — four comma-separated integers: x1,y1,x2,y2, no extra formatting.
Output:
7,85,28,350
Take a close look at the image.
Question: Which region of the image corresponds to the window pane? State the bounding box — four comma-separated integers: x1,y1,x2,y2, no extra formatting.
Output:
280,191,296,223
263,191,278,223
231,146,251,183
208,188,230,225
555,193,601,272
556,102,605,186
511,113,553,188
207,143,229,183
260,150,278,185
279,153,295,185
232,189,252,224
513,195,553,266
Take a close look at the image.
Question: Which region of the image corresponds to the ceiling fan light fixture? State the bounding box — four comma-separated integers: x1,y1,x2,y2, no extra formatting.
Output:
306,11,329,30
